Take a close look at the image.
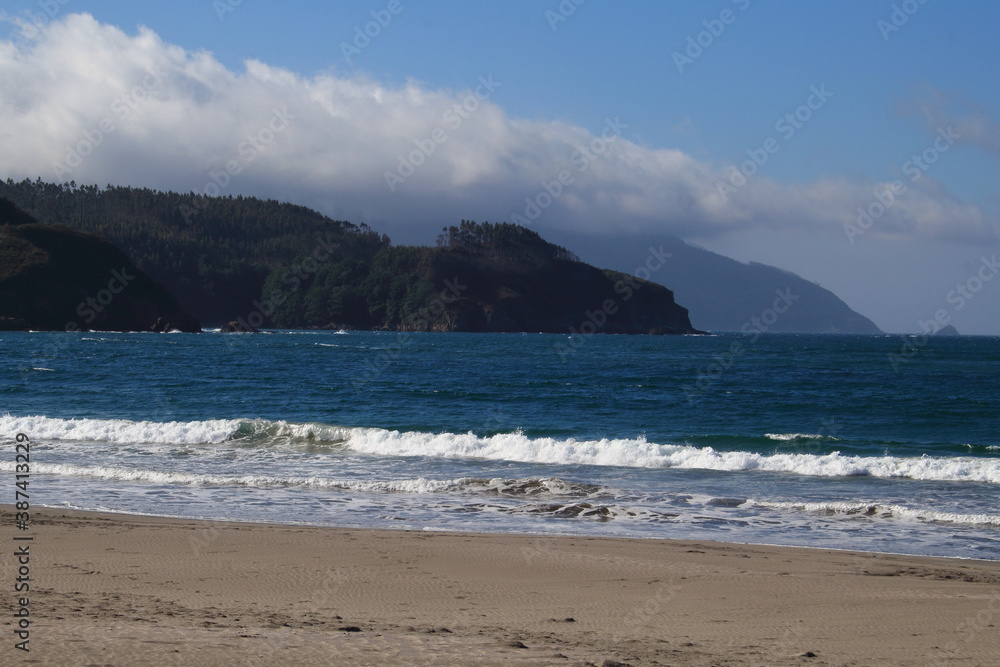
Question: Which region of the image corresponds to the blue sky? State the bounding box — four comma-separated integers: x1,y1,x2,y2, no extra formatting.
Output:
1,0,998,333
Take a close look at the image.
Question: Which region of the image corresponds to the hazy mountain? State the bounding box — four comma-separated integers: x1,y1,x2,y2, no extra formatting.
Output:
548,231,882,334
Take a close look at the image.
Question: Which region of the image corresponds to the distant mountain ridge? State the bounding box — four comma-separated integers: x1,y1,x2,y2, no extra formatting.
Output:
656,237,881,333
548,231,882,334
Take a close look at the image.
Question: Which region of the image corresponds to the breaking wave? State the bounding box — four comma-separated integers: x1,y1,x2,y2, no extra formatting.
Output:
3,415,999,484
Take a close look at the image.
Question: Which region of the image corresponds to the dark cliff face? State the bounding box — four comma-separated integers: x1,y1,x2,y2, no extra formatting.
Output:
0,202,201,332
341,223,700,335
414,247,697,335
254,221,698,335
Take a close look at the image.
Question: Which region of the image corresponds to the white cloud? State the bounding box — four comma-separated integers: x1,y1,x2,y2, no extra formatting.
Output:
0,13,994,245
903,89,1000,156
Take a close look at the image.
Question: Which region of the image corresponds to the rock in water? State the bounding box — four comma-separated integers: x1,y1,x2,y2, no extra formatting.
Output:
220,320,259,333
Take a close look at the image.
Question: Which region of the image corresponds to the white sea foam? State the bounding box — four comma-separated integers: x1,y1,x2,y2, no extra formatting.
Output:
0,415,351,446
0,414,244,445
344,427,1000,484
0,452,605,501
765,433,838,441
0,460,465,493
749,500,1000,527
460,477,604,497
4,415,1000,484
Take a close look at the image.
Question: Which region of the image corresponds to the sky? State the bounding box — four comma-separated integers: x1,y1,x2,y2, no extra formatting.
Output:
1,0,998,333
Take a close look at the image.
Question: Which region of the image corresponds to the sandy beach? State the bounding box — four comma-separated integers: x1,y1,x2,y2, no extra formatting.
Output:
2,507,998,666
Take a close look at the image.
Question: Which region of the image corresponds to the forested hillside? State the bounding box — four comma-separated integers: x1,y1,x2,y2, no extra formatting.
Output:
0,180,696,334
0,179,387,324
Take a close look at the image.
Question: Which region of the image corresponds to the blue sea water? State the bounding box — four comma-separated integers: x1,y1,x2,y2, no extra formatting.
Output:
1,330,999,559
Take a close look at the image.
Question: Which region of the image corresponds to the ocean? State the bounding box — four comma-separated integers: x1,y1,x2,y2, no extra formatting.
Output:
2,330,998,560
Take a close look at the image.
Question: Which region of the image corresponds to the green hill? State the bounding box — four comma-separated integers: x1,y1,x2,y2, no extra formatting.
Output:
0,179,386,325
264,220,696,334
0,180,697,334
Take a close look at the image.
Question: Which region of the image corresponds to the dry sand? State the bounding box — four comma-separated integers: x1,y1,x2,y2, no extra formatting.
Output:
2,506,998,666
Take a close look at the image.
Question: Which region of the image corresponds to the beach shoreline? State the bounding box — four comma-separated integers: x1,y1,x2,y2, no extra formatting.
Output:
2,506,998,665
23,502,1000,564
